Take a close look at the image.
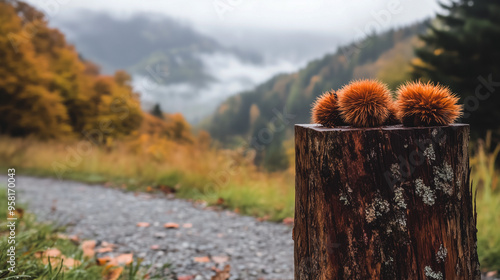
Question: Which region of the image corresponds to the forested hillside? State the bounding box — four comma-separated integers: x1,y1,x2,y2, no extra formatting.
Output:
0,1,193,142
55,11,261,86
207,21,428,170
0,1,141,139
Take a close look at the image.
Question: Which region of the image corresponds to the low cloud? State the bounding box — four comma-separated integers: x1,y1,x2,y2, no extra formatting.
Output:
135,52,301,123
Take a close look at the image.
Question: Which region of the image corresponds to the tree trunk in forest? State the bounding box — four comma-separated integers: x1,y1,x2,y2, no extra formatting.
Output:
294,124,480,280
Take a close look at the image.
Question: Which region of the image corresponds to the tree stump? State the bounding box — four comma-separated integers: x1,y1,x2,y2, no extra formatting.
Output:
294,124,480,280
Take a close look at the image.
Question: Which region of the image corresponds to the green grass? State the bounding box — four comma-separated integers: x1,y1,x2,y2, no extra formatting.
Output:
0,187,102,279
471,132,500,271
0,187,175,279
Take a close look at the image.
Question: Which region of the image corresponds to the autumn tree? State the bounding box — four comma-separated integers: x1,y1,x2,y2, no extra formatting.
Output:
0,1,143,140
0,1,72,138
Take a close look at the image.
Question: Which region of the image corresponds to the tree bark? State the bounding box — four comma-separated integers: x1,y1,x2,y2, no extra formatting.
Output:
294,124,480,280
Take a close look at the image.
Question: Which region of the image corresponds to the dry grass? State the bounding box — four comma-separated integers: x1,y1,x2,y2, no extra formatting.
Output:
471,131,500,270
0,135,295,221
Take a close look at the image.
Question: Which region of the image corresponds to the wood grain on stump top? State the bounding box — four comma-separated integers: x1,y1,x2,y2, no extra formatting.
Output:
294,124,480,280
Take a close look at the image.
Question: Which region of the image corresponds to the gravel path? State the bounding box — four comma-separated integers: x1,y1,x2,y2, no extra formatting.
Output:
5,176,294,280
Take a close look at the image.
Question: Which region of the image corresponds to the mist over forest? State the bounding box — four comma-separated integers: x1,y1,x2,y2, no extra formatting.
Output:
49,11,343,123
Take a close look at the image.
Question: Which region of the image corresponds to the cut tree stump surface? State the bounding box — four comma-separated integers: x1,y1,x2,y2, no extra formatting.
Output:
294,124,480,280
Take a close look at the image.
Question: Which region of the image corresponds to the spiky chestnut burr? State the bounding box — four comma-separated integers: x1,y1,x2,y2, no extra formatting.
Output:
337,79,393,127
396,81,462,126
384,101,401,125
311,90,346,127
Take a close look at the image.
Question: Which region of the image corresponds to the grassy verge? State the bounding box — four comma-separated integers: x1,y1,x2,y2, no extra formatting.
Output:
0,187,173,279
471,133,500,271
0,136,295,221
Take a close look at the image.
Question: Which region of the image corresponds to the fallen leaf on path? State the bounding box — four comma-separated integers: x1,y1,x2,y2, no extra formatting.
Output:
44,257,80,268
113,253,134,265
194,256,210,263
216,197,225,205
101,241,117,248
35,248,61,258
97,256,113,265
150,245,160,250
212,256,229,264
62,258,81,268
35,248,80,269
178,276,194,280
103,265,124,280
137,222,151,227
96,247,113,253
257,215,270,222
81,240,97,258
8,208,24,219
164,222,179,229
211,264,231,280
57,233,68,240
158,185,176,194
182,223,193,228
69,235,80,244
45,248,62,257
195,200,208,207
282,217,294,225
100,254,133,267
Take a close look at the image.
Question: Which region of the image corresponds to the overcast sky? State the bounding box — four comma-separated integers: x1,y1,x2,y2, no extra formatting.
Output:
22,0,444,120
28,0,442,40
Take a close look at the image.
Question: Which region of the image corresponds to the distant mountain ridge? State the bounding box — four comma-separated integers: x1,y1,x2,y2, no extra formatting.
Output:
52,11,314,123
206,21,429,170
54,11,262,86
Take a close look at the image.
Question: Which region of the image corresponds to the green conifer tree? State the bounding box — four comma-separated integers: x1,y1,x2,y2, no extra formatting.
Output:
151,103,164,119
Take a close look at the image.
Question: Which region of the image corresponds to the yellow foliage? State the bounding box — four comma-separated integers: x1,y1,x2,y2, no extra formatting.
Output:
218,103,229,114
434,48,444,56
411,57,427,68
305,75,321,97
249,104,260,127
0,1,143,140
197,130,212,149
352,37,419,89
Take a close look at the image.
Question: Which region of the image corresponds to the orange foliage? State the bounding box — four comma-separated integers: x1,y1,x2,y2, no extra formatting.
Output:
0,1,142,140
